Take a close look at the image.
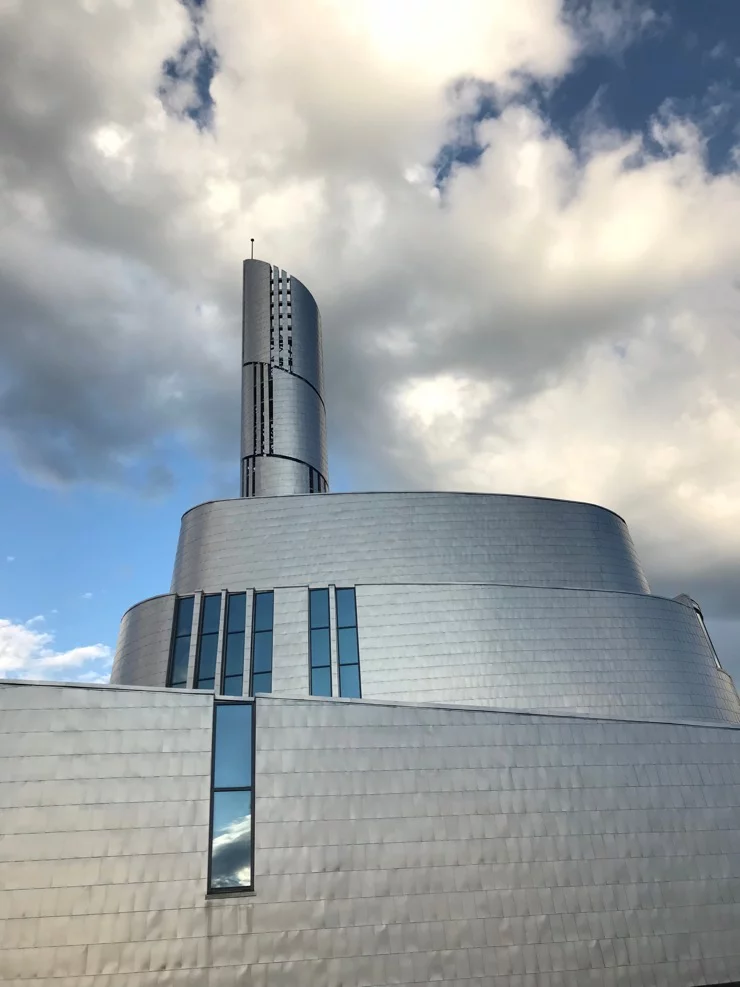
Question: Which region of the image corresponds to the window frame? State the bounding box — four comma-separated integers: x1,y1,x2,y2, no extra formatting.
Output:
194,593,222,691
167,595,195,688
250,591,274,695
308,587,332,697
221,592,247,696
207,700,256,895
335,587,361,699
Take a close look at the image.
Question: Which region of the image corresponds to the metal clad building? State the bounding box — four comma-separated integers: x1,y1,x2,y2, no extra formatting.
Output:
2,258,740,986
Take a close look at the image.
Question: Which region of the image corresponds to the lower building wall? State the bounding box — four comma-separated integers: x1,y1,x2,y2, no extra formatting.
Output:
3,682,740,986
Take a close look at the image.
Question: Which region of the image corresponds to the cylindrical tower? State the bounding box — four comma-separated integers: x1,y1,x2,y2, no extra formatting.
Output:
240,259,329,497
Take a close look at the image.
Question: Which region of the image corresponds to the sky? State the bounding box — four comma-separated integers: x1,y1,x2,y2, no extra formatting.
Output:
2,0,740,688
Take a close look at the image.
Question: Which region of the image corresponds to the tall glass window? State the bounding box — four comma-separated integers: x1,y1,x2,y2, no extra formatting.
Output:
221,592,246,696
168,595,194,688
209,702,253,892
194,594,221,690
336,588,361,698
251,592,274,694
309,588,332,696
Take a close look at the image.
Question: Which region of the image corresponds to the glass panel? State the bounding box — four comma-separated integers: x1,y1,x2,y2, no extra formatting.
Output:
198,677,215,690
252,671,272,695
335,588,356,629
339,662,361,699
210,789,252,890
223,631,245,678
175,596,194,636
226,593,246,633
310,627,330,668
309,588,330,629
337,627,359,666
213,703,252,788
201,594,221,635
196,633,218,687
311,665,332,697
252,631,273,674
222,675,243,697
253,592,274,632
169,635,190,687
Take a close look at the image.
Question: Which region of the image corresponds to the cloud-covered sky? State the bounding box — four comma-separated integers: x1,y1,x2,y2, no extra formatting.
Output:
2,0,740,687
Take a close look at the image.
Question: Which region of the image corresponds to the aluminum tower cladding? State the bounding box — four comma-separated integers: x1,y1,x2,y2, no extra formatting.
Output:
240,259,329,497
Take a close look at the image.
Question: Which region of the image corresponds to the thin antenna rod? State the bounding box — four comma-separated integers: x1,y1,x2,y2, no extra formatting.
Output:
250,238,254,260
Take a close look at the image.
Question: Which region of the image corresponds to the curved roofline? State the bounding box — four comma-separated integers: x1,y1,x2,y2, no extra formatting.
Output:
179,489,628,526
119,591,175,621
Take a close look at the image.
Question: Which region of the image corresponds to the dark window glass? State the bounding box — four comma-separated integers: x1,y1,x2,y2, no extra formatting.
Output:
196,634,219,688
339,662,361,699
309,588,330,629
252,671,272,694
309,588,332,696
201,594,221,635
223,631,245,678
175,595,194,636
337,626,359,666
335,589,361,699
310,627,330,668
253,592,274,632
252,632,273,674
335,588,357,628
226,593,246,633
310,666,332,697
221,594,247,696
170,636,190,688
213,703,252,788
169,596,195,687
222,675,243,697
211,790,252,889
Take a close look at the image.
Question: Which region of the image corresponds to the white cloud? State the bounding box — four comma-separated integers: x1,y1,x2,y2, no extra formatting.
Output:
6,556,14,562
81,592,93,600
0,617,111,681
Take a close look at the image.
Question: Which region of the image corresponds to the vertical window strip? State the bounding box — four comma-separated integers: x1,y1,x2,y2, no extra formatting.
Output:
209,702,254,892
221,592,247,696
168,595,195,687
252,363,257,460
259,364,265,455
194,594,222,690
251,591,274,695
268,366,274,454
269,268,275,362
336,588,361,698
309,588,332,696
286,280,293,371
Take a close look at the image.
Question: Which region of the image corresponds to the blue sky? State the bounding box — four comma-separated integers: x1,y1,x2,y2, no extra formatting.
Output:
2,0,740,686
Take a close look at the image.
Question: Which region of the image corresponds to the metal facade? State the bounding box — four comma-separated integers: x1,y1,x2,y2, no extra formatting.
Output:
240,260,328,497
3,682,740,986
113,582,740,722
171,491,649,594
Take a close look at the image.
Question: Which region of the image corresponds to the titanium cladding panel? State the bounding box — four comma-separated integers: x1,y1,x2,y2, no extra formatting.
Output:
172,491,649,594
4,681,740,986
241,259,328,497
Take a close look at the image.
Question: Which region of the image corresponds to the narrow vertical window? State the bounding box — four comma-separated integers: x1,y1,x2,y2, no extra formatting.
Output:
194,594,221,690
168,596,194,687
336,588,361,698
251,592,274,694
221,593,246,696
309,588,332,696
209,702,253,892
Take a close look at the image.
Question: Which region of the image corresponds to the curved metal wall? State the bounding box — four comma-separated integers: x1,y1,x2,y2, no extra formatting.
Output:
171,492,649,595
110,594,175,688
354,584,740,723
111,579,740,723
